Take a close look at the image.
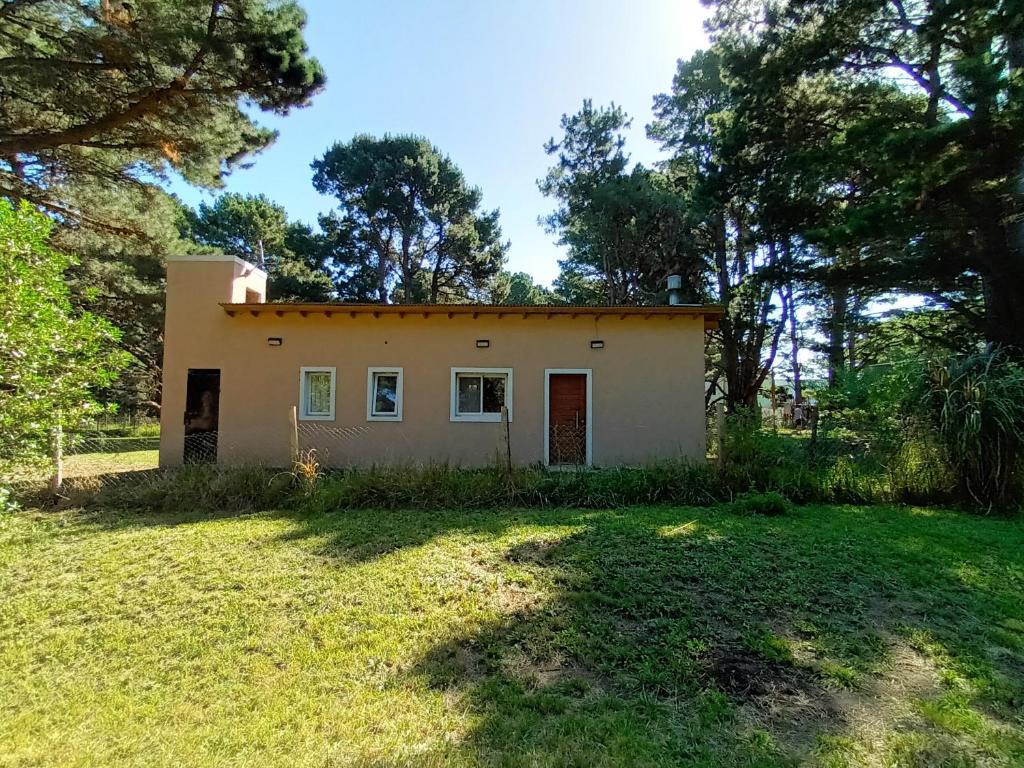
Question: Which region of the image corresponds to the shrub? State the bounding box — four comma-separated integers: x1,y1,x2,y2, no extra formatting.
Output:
58,460,725,514
729,491,792,516
914,351,1024,511
0,200,130,480
94,465,295,513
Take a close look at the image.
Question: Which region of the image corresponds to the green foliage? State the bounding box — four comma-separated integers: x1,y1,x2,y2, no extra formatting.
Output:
802,350,1024,511
729,491,792,517
706,0,1024,351
916,351,1024,510
92,461,724,512
854,307,984,369
649,49,791,408
0,201,130,476
540,101,706,305
50,188,192,415
494,271,556,306
0,486,18,515
717,403,953,507
0,0,325,238
62,433,973,514
312,135,508,303
182,193,334,301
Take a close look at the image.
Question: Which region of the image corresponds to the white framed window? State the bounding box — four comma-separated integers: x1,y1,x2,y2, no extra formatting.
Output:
299,366,336,421
367,367,404,421
450,367,513,422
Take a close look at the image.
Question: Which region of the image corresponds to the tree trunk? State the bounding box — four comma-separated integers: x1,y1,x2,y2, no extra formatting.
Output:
827,281,847,387
976,208,1024,354
847,293,864,371
376,253,389,303
979,32,1024,354
712,213,742,411
429,257,442,303
783,281,802,403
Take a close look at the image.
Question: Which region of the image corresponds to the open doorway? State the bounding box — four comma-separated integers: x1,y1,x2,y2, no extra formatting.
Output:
184,369,220,463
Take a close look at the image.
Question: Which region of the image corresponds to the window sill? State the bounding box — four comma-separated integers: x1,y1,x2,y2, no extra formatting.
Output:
450,413,512,423
367,414,403,422
299,413,335,422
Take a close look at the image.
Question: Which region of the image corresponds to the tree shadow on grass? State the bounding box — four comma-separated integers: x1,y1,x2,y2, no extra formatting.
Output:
402,507,1024,766
51,490,1024,764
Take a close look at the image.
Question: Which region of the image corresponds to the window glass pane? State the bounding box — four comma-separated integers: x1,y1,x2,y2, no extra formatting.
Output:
482,374,506,413
457,375,482,414
307,372,331,415
373,374,398,414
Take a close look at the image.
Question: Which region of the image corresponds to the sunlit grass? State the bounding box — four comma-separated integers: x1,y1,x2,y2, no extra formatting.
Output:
63,449,158,477
1,502,1022,766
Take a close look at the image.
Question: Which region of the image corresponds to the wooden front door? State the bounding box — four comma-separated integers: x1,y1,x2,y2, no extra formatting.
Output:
548,373,588,466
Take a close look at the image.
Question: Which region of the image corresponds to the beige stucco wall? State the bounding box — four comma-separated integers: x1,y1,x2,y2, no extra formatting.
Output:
160,257,709,468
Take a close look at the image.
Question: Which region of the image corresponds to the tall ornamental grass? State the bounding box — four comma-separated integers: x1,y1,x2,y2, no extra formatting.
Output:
918,351,1024,511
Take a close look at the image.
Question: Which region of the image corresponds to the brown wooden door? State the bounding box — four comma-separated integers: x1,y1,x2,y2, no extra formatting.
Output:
548,373,587,465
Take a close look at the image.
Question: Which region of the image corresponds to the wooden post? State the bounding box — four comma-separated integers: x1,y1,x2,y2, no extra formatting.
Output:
48,424,63,496
289,405,299,464
500,405,512,475
715,401,727,466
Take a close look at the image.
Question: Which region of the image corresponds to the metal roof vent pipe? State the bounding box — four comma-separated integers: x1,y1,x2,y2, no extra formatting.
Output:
666,274,684,305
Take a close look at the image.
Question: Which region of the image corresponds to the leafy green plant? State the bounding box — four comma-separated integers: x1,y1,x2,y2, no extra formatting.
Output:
0,201,130,480
0,486,18,515
917,351,1024,511
729,491,792,517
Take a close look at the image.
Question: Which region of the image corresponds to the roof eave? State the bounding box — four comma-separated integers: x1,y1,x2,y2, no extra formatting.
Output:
219,302,724,327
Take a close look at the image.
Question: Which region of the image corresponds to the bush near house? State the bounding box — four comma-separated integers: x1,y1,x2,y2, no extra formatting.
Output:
0,201,130,485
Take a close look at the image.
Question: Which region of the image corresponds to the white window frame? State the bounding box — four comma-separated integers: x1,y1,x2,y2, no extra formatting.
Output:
450,367,513,423
299,366,336,421
543,369,593,467
367,367,404,421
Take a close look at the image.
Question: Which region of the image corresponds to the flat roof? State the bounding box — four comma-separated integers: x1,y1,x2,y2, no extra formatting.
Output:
221,302,723,328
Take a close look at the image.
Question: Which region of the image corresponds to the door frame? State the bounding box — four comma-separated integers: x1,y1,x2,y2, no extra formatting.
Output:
543,369,593,468
183,368,221,464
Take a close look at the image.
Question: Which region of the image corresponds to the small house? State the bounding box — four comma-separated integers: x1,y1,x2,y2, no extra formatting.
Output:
159,255,723,468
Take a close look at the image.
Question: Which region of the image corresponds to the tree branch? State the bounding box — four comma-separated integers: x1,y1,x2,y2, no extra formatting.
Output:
0,1,226,155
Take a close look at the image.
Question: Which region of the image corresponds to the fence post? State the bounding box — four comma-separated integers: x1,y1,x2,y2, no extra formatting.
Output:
48,424,63,496
715,401,727,467
289,405,299,464
500,405,512,476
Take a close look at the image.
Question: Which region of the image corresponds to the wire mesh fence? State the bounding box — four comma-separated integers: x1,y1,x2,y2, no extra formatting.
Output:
295,423,373,470
2,428,162,502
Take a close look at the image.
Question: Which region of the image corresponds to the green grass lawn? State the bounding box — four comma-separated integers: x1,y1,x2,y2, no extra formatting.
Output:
63,448,158,477
1,501,1022,767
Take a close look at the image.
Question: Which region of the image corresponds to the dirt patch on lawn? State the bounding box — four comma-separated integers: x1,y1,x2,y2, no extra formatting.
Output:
707,645,844,745
505,538,562,565
500,648,604,692
706,639,943,756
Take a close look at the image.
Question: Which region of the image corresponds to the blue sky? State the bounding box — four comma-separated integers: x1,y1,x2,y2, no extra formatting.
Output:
172,0,710,286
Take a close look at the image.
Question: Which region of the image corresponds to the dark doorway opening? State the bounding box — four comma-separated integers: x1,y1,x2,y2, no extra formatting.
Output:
548,373,588,466
184,369,220,463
